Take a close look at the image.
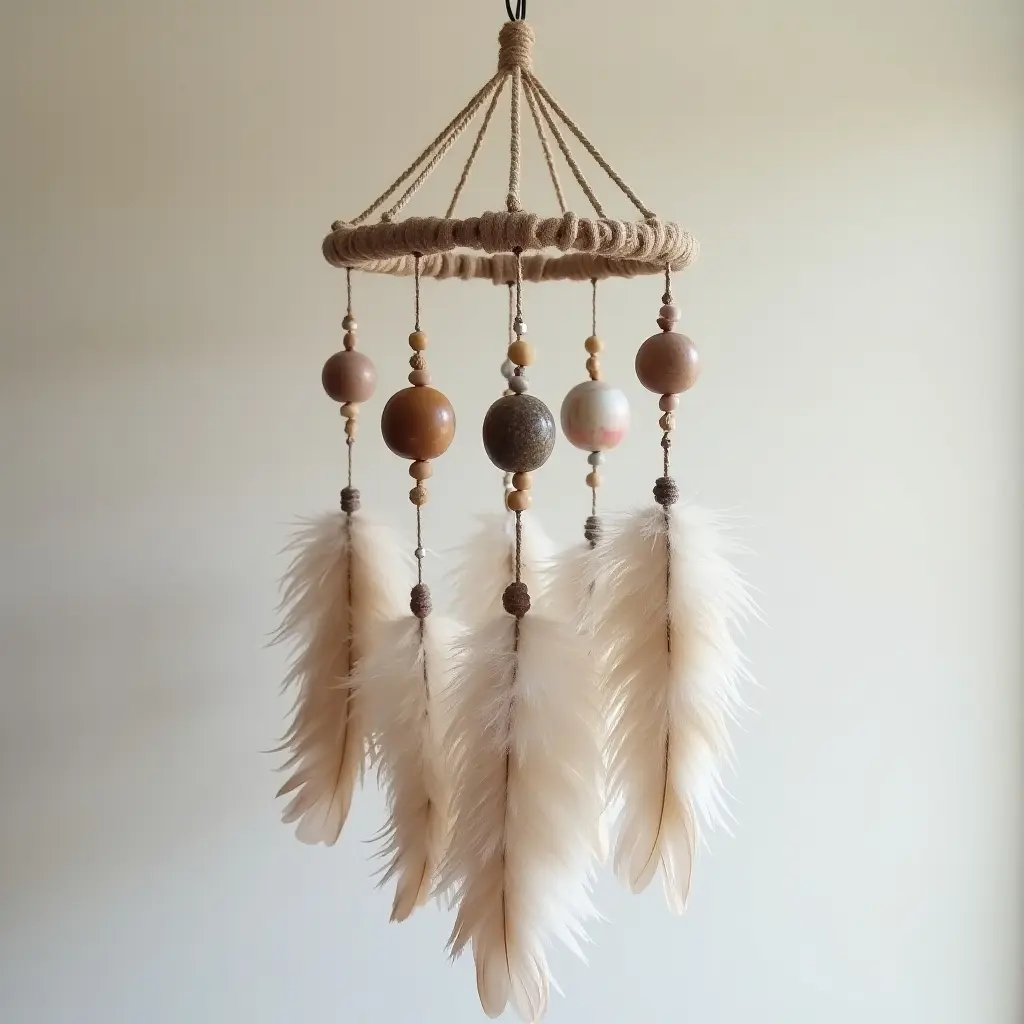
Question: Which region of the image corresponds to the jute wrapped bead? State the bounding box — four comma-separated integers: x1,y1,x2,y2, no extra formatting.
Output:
502,581,531,618
409,485,429,506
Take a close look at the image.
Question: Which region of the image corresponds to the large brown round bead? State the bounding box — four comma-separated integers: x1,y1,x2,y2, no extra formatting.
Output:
482,394,556,473
635,331,700,395
322,350,377,403
381,386,455,461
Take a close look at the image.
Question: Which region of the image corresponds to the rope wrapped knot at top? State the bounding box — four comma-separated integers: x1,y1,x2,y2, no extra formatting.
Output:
324,20,698,285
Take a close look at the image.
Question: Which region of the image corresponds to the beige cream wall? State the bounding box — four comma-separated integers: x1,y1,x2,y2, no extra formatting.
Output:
1,2,1021,1022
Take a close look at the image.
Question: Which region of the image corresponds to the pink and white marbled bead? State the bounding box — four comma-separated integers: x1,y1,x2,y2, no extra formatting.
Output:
559,379,631,452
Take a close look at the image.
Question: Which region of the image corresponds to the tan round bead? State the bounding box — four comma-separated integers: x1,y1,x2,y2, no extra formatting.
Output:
408,369,431,386
409,460,433,480
409,353,427,370
507,339,535,367
635,331,700,395
409,331,428,351
659,394,680,412
506,489,532,512
659,412,676,431
585,356,601,380
343,331,357,351
586,471,603,489
409,485,428,506
584,335,603,355
345,419,358,439
380,386,456,461
322,350,377,403
511,472,533,490
340,402,359,419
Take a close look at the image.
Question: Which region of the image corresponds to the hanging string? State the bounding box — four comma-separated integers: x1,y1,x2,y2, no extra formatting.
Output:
345,269,355,486
591,277,597,336
663,265,673,305
414,254,422,331
514,510,523,584
416,506,424,586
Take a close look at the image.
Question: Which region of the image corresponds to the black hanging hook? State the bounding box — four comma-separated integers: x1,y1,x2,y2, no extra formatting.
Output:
505,0,527,21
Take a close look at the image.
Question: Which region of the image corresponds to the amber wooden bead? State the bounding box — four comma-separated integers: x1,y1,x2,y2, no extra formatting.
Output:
409,460,433,480
381,386,456,461
507,339,535,367
584,335,603,354
635,331,700,395
409,485,429,506
322,350,377,403
409,331,428,351
506,489,532,512
512,472,533,490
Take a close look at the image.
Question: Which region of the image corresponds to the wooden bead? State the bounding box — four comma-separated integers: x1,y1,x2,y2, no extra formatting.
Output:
408,369,431,386
343,331,357,351
659,303,680,324
659,394,680,412
512,472,533,490
482,394,556,473
381,386,456,461
409,460,433,480
340,402,359,419
322,350,377,403
585,356,601,380
506,489,532,512
659,412,676,431
586,471,603,489
409,485,429,506
635,331,700,395
584,335,603,354
507,339,534,367
409,331,428,351
559,380,630,452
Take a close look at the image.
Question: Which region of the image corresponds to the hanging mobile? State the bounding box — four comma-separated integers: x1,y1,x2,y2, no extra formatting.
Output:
350,258,459,922
596,271,754,913
276,271,410,846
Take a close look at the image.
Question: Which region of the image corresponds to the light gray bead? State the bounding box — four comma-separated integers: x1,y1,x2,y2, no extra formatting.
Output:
587,451,605,466
513,316,527,336
500,358,515,380
414,546,425,560
509,375,529,394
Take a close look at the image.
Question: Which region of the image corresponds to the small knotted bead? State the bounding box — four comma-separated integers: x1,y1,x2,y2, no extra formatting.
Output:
502,581,531,618
584,515,602,546
340,486,361,515
653,476,679,507
410,583,432,619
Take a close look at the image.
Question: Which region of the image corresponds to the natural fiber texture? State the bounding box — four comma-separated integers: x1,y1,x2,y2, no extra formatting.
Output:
595,504,754,912
275,513,411,845
449,512,554,627
439,614,605,1022
355,615,458,922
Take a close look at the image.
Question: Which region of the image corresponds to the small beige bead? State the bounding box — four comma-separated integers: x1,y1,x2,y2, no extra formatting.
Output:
409,485,429,506
340,402,359,419
345,419,358,439
409,460,433,480
409,331,428,351
342,314,357,331
343,331,357,351
659,303,680,324
584,335,603,355
512,471,533,490
507,339,535,367
409,352,427,370
506,488,532,512
585,356,601,380
659,412,676,431
408,369,431,386
659,394,680,412
586,470,603,489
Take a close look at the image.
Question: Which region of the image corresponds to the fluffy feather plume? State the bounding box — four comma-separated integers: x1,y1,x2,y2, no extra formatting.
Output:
440,614,604,1022
354,614,457,922
597,503,753,913
450,513,554,625
275,512,410,845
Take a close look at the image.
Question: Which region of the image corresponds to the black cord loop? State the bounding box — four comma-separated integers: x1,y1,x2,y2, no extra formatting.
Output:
505,0,527,21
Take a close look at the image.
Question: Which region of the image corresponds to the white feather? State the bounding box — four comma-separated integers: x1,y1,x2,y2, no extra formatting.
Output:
449,513,555,625
275,512,411,846
440,614,604,1022
355,614,458,922
596,503,754,913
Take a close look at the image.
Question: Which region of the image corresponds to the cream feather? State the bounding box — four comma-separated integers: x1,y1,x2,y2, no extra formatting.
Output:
354,614,457,922
275,512,411,846
450,513,554,625
440,614,604,1022
597,502,753,913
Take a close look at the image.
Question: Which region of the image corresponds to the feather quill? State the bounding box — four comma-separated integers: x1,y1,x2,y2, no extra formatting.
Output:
597,502,753,912
354,614,457,921
450,513,554,625
275,512,410,845
440,614,604,1021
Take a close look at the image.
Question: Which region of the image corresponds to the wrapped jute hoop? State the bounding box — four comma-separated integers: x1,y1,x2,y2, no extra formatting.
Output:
323,21,698,285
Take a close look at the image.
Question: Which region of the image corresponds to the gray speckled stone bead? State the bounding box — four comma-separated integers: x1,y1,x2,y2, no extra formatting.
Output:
482,394,556,473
